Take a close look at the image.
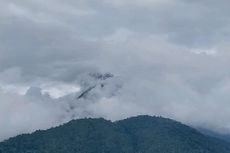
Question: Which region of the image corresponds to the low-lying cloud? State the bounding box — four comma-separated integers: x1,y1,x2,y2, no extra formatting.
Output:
1,0,230,141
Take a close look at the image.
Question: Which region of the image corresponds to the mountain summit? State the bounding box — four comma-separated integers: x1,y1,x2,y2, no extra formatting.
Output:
0,116,230,153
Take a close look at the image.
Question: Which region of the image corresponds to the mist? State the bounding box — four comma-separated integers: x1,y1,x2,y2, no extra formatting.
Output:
1,0,230,141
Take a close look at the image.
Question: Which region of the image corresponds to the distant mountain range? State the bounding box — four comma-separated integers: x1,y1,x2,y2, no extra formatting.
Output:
198,128,230,143
0,115,230,153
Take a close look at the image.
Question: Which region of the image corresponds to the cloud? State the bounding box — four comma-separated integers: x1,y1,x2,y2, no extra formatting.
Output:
0,92,67,141
1,0,230,141
102,0,174,8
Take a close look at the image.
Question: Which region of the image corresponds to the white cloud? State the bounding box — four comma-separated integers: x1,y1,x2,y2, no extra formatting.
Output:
1,0,230,141
0,92,67,141
41,82,80,99
190,48,217,55
103,0,174,7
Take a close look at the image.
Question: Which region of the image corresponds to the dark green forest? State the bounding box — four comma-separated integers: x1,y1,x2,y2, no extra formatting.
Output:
0,116,230,153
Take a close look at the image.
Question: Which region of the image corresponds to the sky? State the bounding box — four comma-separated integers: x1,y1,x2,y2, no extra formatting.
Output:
1,0,230,141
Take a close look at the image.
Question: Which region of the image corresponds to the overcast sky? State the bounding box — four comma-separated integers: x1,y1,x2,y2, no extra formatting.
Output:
1,0,230,141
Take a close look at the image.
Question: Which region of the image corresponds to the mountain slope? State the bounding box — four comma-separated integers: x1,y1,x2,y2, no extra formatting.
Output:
0,116,230,153
116,116,230,153
198,128,230,143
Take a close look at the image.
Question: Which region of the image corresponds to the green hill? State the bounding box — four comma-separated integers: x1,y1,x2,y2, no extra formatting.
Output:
0,115,230,153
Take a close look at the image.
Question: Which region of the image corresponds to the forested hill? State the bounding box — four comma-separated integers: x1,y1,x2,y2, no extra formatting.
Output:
0,115,230,153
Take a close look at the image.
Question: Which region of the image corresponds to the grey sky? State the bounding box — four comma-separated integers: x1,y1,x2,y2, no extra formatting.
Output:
1,0,230,141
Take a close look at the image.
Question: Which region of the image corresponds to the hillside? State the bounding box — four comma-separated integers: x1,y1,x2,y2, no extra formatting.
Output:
0,116,230,153
198,128,230,143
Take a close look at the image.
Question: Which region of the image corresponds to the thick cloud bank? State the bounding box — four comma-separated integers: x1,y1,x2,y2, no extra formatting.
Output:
1,0,230,141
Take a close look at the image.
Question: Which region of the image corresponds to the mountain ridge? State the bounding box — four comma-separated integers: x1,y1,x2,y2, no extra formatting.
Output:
1,115,230,153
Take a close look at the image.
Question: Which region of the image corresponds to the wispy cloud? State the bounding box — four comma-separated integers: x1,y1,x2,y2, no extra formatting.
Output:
1,0,230,141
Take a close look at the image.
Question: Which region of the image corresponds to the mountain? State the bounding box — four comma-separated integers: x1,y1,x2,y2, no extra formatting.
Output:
198,128,230,143
0,116,230,153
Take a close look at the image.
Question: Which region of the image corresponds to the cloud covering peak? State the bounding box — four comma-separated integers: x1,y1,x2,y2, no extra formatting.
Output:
1,0,230,141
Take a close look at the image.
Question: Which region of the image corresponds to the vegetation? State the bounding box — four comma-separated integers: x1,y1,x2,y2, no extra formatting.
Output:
0,115,230,153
